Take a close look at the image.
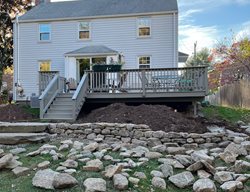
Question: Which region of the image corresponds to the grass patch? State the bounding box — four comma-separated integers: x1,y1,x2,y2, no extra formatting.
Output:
202,105,250,124
22,105,40,119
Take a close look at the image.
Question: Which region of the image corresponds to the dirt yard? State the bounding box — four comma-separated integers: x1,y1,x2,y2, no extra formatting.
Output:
0,104,39,122
77,103,240,134
0,103,246,134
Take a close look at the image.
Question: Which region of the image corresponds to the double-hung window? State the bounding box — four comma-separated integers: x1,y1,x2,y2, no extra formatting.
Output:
137,18,151,37
39,24,51,41
39,60,51,71
79,22,91,40
138,56,151,69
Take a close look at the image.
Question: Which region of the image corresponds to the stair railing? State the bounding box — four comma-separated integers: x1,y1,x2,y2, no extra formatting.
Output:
39,74,63,119
72,74,89,120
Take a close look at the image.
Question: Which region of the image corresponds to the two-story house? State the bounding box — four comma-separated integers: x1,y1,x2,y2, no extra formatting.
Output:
13,0,208,120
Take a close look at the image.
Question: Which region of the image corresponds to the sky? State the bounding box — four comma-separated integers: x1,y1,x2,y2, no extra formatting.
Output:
51,0,250,55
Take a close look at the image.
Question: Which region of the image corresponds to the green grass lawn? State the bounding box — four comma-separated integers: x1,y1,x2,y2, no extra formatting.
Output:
202,105,250,124
1,143,250,192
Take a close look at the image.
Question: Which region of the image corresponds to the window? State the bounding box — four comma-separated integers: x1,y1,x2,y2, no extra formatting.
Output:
39,61,51,71
39,24,51,41
137,18,151,37
138,56,151,69
79,22,90,39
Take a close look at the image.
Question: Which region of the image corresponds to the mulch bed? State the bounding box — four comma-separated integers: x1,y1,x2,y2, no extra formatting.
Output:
0,104,35,122
77,103,207,133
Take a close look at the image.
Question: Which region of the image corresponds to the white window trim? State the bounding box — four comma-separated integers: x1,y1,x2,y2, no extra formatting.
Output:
78,21,91,40
137,17,151,38
138,56,151,69
38,23,51,42
38,60,51,72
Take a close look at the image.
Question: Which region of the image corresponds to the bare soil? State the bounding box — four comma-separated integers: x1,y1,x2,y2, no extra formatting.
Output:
77,103,208,133
0,104,36,122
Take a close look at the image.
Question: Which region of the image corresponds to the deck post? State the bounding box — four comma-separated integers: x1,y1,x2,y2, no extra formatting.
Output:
142,70,146,97
192,101,198,117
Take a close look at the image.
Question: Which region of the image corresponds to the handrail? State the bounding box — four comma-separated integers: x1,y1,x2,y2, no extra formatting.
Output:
39,74,60,119
72,74,89,120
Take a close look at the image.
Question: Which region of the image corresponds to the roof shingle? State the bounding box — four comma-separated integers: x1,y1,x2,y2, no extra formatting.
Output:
19,0,178,22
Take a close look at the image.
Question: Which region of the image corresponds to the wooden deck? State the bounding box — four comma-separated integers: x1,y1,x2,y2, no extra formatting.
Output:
39,66,208,120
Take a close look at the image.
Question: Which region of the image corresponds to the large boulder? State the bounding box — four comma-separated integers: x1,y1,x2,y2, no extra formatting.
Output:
32,169,58,190
0,133,50,145
53,173,78,189
193,178,217,192
83,178,106,192
169,171,195,188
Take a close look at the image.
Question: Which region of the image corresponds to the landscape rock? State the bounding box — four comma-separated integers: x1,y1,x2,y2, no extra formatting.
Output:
53,173,78,189
145,152,163,159
214,171,234,184
83,142,99,152
151,177,166,190
12,166,30,176
32,169,58,190
167,147,186,155
128,177,140,185
134,172,147,179
220,181,243,192
234,160,250,173
150,170,164,178
169,171,195,188
60,159,78,168
197,170,212,179
0,153,13,169
159,163,173,178
191,150,214,164
83,159,103,171
193,178,217,192
9,148,26,155
113,174,128,190
84,178,106,192
103,165,123,178
38,161,50,169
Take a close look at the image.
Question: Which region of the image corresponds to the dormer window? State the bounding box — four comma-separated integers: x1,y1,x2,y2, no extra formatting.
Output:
39,24,51,41
137,18,151,37
79,22,91,40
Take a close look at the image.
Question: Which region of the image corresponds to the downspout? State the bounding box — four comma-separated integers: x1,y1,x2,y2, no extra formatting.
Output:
14,14,19,101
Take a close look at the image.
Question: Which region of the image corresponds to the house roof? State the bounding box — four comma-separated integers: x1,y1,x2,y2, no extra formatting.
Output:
19,0,178,22
65,45,118,56
178,51,189,63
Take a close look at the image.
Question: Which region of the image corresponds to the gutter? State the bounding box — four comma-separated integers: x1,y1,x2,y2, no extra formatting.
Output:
17,10,178,23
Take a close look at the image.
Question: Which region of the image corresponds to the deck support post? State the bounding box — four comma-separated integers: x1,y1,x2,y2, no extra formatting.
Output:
192,101,198,117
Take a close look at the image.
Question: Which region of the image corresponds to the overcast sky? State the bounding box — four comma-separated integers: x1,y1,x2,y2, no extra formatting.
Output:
51,0,250,55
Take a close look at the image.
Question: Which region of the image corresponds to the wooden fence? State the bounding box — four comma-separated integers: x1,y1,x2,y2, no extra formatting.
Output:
206,78,250,108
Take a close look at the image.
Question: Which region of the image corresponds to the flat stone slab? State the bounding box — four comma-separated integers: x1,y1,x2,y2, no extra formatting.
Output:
0,133,50,145
0,122,49,133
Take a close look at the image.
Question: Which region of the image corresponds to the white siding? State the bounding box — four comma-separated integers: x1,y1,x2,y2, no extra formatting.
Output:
14,13,178,100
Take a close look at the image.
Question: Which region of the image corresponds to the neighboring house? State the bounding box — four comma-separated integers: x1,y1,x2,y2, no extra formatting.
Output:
13,0,208,120
178,52,189,67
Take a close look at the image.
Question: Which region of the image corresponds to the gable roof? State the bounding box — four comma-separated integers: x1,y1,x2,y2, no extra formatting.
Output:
19,0,178,22
65,45,118,56
178,52,189,63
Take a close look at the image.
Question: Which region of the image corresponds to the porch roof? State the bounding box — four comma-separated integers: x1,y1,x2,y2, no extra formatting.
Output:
65,45,119,57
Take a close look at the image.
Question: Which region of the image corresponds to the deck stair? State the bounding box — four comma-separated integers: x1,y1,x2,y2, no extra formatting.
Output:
44,93,74,120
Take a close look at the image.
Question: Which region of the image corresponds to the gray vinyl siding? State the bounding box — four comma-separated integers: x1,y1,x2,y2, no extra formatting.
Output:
15,13,177,100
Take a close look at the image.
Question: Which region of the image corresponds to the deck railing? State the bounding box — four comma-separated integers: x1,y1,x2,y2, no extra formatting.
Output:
39,71,60,95
39,74,65,119
72,74,89,120
85,66,208,96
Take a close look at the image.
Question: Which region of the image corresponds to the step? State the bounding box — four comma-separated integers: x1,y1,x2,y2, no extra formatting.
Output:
57,94,73,98
53,100,74,105
0,122,49,133
54,97,73,102
0,133,51,145
50,105,73,111
47,108,73,114
44,112,73,119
